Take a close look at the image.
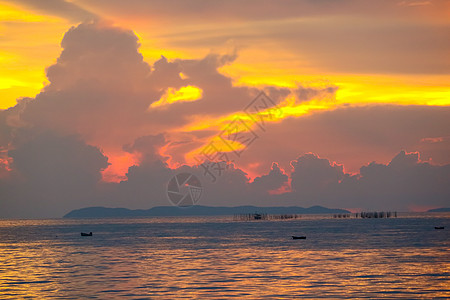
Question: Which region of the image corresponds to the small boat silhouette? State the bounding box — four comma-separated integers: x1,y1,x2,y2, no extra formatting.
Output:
434,226,444,230
81,232,93,236
292,236,306,239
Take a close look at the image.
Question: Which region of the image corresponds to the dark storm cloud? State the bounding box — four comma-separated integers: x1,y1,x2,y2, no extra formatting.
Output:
45,22,149,90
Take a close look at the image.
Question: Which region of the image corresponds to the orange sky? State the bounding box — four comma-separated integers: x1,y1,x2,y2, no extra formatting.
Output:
1,0,449,182
1,0,450,218
1,0,449,109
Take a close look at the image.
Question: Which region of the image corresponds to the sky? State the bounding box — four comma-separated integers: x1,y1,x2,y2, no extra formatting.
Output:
0,0,449,218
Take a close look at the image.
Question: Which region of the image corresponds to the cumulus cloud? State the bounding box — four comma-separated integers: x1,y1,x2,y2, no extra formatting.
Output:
1,129,449,216
96,150,450,214
235,105,450,176
0,21,449,218
356,151,450,210
286,151,450,211
15,22,279,154
291,154,345,195
19,22,156,151
123,134,168,164
1,132,108,218
8,21,306,175
251,162,288,193
46,22,149,90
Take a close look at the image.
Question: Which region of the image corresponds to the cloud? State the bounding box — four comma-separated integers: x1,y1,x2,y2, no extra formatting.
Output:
251,162,288,193
233,104,450,176
291,154,345,195
296,86,338,103
19,22,155,150
86,0,450,74
77,0,449,23
8,21,300,172
270,19,450,74
46,22,149,90
356,151,450,210
13,0,98,22
0,20,449,218
1,128,449,216
286,151,450,211
16,22,267,153
106,160,175,209
101,150,450,213
1,132,108,218
123,134,168,164
9,132,108,184
398,1,432,7
95,159,253,210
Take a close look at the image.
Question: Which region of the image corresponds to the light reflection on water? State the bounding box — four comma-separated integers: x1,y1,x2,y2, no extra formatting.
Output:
0,214,449,298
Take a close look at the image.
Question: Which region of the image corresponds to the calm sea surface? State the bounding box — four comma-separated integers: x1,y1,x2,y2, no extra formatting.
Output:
0,213,449,299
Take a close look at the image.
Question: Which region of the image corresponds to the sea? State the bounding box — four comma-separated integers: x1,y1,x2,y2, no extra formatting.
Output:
0,213,448,299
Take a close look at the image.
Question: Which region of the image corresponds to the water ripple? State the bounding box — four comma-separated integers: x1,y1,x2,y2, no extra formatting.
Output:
0,214,449,298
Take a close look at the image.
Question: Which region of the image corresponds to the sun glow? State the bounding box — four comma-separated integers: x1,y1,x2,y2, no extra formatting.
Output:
183,93,337,164
0,2,69,109
2,0,449,185
150,85,203,108
101,152,139,183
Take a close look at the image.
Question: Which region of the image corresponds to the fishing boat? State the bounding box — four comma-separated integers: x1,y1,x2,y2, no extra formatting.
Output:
292,236,306,239
81,232,93,236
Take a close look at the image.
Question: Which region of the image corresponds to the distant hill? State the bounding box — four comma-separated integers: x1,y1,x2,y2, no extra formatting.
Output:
427,207,450,212
63,205,351,218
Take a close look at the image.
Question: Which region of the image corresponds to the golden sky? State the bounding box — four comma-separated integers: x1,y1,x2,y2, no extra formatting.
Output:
1,0,449,110
0,0,450,217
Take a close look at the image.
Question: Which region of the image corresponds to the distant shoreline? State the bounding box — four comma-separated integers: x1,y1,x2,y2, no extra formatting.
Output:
63,205,352,219
427,207,450,213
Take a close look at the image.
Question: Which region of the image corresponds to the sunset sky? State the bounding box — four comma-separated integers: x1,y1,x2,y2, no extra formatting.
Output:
0,0,449,218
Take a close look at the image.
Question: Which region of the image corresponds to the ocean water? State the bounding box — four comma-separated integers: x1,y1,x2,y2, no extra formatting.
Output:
0,214,448,299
